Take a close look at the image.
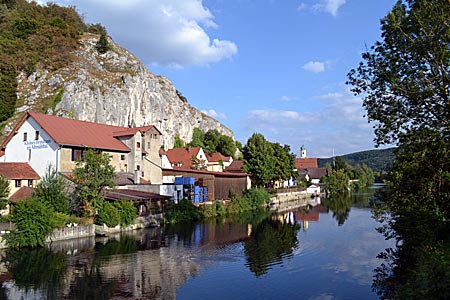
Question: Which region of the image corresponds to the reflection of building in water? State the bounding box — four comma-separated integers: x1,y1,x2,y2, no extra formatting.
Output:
273,203,329,231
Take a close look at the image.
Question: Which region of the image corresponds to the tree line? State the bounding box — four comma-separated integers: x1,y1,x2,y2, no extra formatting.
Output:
347,0,450,299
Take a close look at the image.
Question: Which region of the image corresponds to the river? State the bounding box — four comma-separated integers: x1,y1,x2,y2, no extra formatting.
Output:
0,188,392,300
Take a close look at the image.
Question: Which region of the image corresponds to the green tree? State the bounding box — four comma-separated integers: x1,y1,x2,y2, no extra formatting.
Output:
204,129,220,153
73,149,116,215
95,32,111,54
217,135,236,157
271,143,295,183
191,155,207,170
347,0,450,146
322,169,349,196
173,134,186,148
188,127,204,148
34,164,69,213
0,59,18,123
242,133,275,187
0,175,10,210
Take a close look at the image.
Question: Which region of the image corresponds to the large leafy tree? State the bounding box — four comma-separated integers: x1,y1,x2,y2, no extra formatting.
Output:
347,0,450,146
271,143,295,183
188,127,204,148
242,133,275,187
348,1,450,299
73,149,116,215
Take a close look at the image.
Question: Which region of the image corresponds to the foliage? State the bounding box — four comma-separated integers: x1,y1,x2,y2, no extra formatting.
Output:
173,134,186,148
188,127,204,148
347,0,450,146
95,32,111,54
73,149,116,215
348,1,450,298
322,168,349,196
95,201,120,227
0,59,18,123
4,198,58,248
34,164,69,213
0,175,10,210
114,200,137,227
225,188,271,215
164,199,202,224
271,143,296,183
318,148,395,172
242,133,275,187
190,155,207,170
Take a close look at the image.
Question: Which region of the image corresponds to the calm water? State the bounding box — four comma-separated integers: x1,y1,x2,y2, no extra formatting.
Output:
0,190,392,300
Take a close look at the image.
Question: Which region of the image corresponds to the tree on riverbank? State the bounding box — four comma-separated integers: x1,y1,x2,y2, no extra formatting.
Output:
347,0,450,299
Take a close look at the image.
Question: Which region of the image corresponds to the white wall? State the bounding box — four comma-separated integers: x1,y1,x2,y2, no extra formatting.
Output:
4,117,59,176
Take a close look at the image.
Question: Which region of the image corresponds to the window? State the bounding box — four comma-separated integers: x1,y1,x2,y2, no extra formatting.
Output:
121,154,126,160
28,180,33,187
72,149,84,161
23,132,27,141
35,131,39,140
15,180,21,188
136,165,140,171
136,142,141,148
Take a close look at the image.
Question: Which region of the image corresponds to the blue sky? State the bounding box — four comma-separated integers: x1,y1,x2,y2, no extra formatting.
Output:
45,0,396,157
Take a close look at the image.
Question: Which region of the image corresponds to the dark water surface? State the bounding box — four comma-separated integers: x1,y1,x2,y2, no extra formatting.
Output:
0,190,392,300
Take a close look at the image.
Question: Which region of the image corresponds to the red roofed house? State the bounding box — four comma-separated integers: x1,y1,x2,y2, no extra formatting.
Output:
205,152,233,172
165,147,208,170
0,162,41,215
0,112,163,184
295,146,328,184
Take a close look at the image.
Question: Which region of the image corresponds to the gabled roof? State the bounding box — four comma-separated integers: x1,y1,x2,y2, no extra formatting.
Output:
225,160,244,172
295,157,318,169
206,152,232,163
113,125,162,137
0,162,40,179
298,168,328,179
9,186,34,203
165,147,203,169
27,112,131,152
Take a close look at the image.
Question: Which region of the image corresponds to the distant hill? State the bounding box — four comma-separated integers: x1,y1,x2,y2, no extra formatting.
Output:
318,148,396,172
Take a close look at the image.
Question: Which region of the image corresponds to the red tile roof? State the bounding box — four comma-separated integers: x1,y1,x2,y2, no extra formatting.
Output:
225,160,244,172
9,186,34,203
0,151,4,158
206,152,232,163
165,147,203,169
0,162,40,179
28,112,132,152
295,158,318,169
112,125,161,137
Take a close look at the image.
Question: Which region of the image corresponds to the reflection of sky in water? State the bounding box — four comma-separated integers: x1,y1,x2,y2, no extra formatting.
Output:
178,207,393,300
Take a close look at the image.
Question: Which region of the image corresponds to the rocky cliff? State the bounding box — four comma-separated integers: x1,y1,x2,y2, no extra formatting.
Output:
10,33,233,148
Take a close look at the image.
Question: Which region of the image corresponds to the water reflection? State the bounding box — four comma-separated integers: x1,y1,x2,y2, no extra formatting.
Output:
322,190,372,225
0,191,389,300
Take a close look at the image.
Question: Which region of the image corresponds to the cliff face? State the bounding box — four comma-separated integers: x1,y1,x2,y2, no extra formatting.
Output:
12,33,233,148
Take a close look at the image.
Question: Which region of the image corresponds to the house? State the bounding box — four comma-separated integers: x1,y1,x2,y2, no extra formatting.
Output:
0,112,163,184
205,152,233,172
299,168,328,184
225,160,244,173
0,162,41,215
165,147,208,170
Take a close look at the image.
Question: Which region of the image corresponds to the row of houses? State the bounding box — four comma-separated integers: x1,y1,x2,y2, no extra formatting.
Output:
0,112,250,207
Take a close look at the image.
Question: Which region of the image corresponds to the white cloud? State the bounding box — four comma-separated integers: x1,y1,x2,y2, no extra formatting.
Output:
277,95,295,102
303,61,325,73
313,0,346,16
51,0,237,67
202,109,227,120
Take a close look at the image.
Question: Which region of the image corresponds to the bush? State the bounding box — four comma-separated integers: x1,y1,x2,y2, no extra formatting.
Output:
5,198,58,248
114,201,137,227
241,188,271,208
95,201,120,227
164,199,201,224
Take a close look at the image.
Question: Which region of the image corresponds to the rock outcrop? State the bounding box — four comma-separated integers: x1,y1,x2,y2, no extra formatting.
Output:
12,33,232,148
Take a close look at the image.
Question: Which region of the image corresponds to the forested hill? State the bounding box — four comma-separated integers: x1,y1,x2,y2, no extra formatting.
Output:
318,148,395,172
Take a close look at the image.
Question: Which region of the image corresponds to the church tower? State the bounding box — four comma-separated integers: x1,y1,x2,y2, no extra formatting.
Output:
300,145,307,158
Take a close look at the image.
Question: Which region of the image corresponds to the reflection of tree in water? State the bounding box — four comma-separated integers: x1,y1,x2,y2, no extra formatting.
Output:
243,219,300,277
322,192,372,225
68,265,117,300
3,248,68,300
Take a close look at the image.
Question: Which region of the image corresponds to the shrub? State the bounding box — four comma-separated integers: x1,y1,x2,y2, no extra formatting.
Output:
114,201,137,227
5,198,58,248
164,199,201,224
95,201,120,227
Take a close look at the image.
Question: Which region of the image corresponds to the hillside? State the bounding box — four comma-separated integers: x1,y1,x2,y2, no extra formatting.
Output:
0,0,233,148
318,148,396,172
